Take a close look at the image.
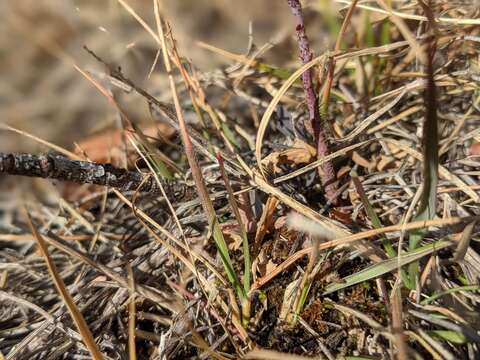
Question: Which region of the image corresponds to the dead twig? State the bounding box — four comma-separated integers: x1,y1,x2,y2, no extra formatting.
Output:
0,152,187,196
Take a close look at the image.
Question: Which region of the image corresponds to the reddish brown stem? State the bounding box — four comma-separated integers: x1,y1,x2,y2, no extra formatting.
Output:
286,0,337,204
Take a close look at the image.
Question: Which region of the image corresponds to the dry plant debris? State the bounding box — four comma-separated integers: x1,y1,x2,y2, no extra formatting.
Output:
1,0,480,359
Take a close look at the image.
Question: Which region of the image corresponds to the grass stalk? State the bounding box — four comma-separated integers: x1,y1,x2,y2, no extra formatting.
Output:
153,1,247,321
217,152,251,293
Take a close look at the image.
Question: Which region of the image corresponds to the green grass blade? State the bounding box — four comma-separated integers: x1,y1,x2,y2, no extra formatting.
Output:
133,130,174,180
220,123,241,149
323,240,451,295
352,176,396,258
429,330,467,344
216,153,250,293
211,217,246,301
256,63,292,79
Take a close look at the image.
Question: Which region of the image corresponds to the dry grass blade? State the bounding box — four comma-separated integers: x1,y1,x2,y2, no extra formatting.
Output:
217,152,251,292
352,174,395,257
152,0,247,324
255,54,326,177
255,40,409,177
374,0,425,64
127,264,136,360
321,0,359,113
117,0,160,44
113,189,227,286
25,211,104,360
274,140,372,184
391,285,409,360
384,139,478,202
254,196,279,249
332,303,383,330
253,215,477,290
245,349,313,360
42,230,176,310
453,221,477,262
335,0,480,25
339,89,406,142
0,124,81,160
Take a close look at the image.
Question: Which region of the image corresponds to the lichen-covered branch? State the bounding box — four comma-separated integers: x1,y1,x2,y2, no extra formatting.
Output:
286,0,338,204
0,153,186,196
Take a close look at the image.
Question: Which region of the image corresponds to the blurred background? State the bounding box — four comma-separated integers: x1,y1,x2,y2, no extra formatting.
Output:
0,0,340,153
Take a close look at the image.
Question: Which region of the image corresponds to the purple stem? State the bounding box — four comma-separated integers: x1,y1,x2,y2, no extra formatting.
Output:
286,0,337,204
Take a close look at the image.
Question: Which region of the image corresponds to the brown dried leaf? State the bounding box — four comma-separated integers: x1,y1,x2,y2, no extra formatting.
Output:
254,196,279,247
377,155,395,171
468,142,480,156
261,139,316,174
352,151,376,170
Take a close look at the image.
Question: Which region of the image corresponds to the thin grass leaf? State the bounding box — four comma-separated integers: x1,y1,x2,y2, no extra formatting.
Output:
153,3,247,311
352,175,396,257
217,153,251,293
291,243,327,324
197,41,293,79
420,285,480,305
245,348,313,359
407,3,439,288
133,127,173,180
409,2,440,238
256,63,293,79
380,19,391,46
127,264,137,360
391,283,409,360
364,11,376,48
26,211,104,360
210,217,247,301
428,330,467,344
453,221,476,262
294,282,311,320
323,240,452,295
220,123,241,149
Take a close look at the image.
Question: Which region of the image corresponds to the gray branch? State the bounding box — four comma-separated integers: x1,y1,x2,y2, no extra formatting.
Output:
0,153,186,196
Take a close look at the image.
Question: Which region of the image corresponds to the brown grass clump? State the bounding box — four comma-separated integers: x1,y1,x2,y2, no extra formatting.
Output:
1,0,480,359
